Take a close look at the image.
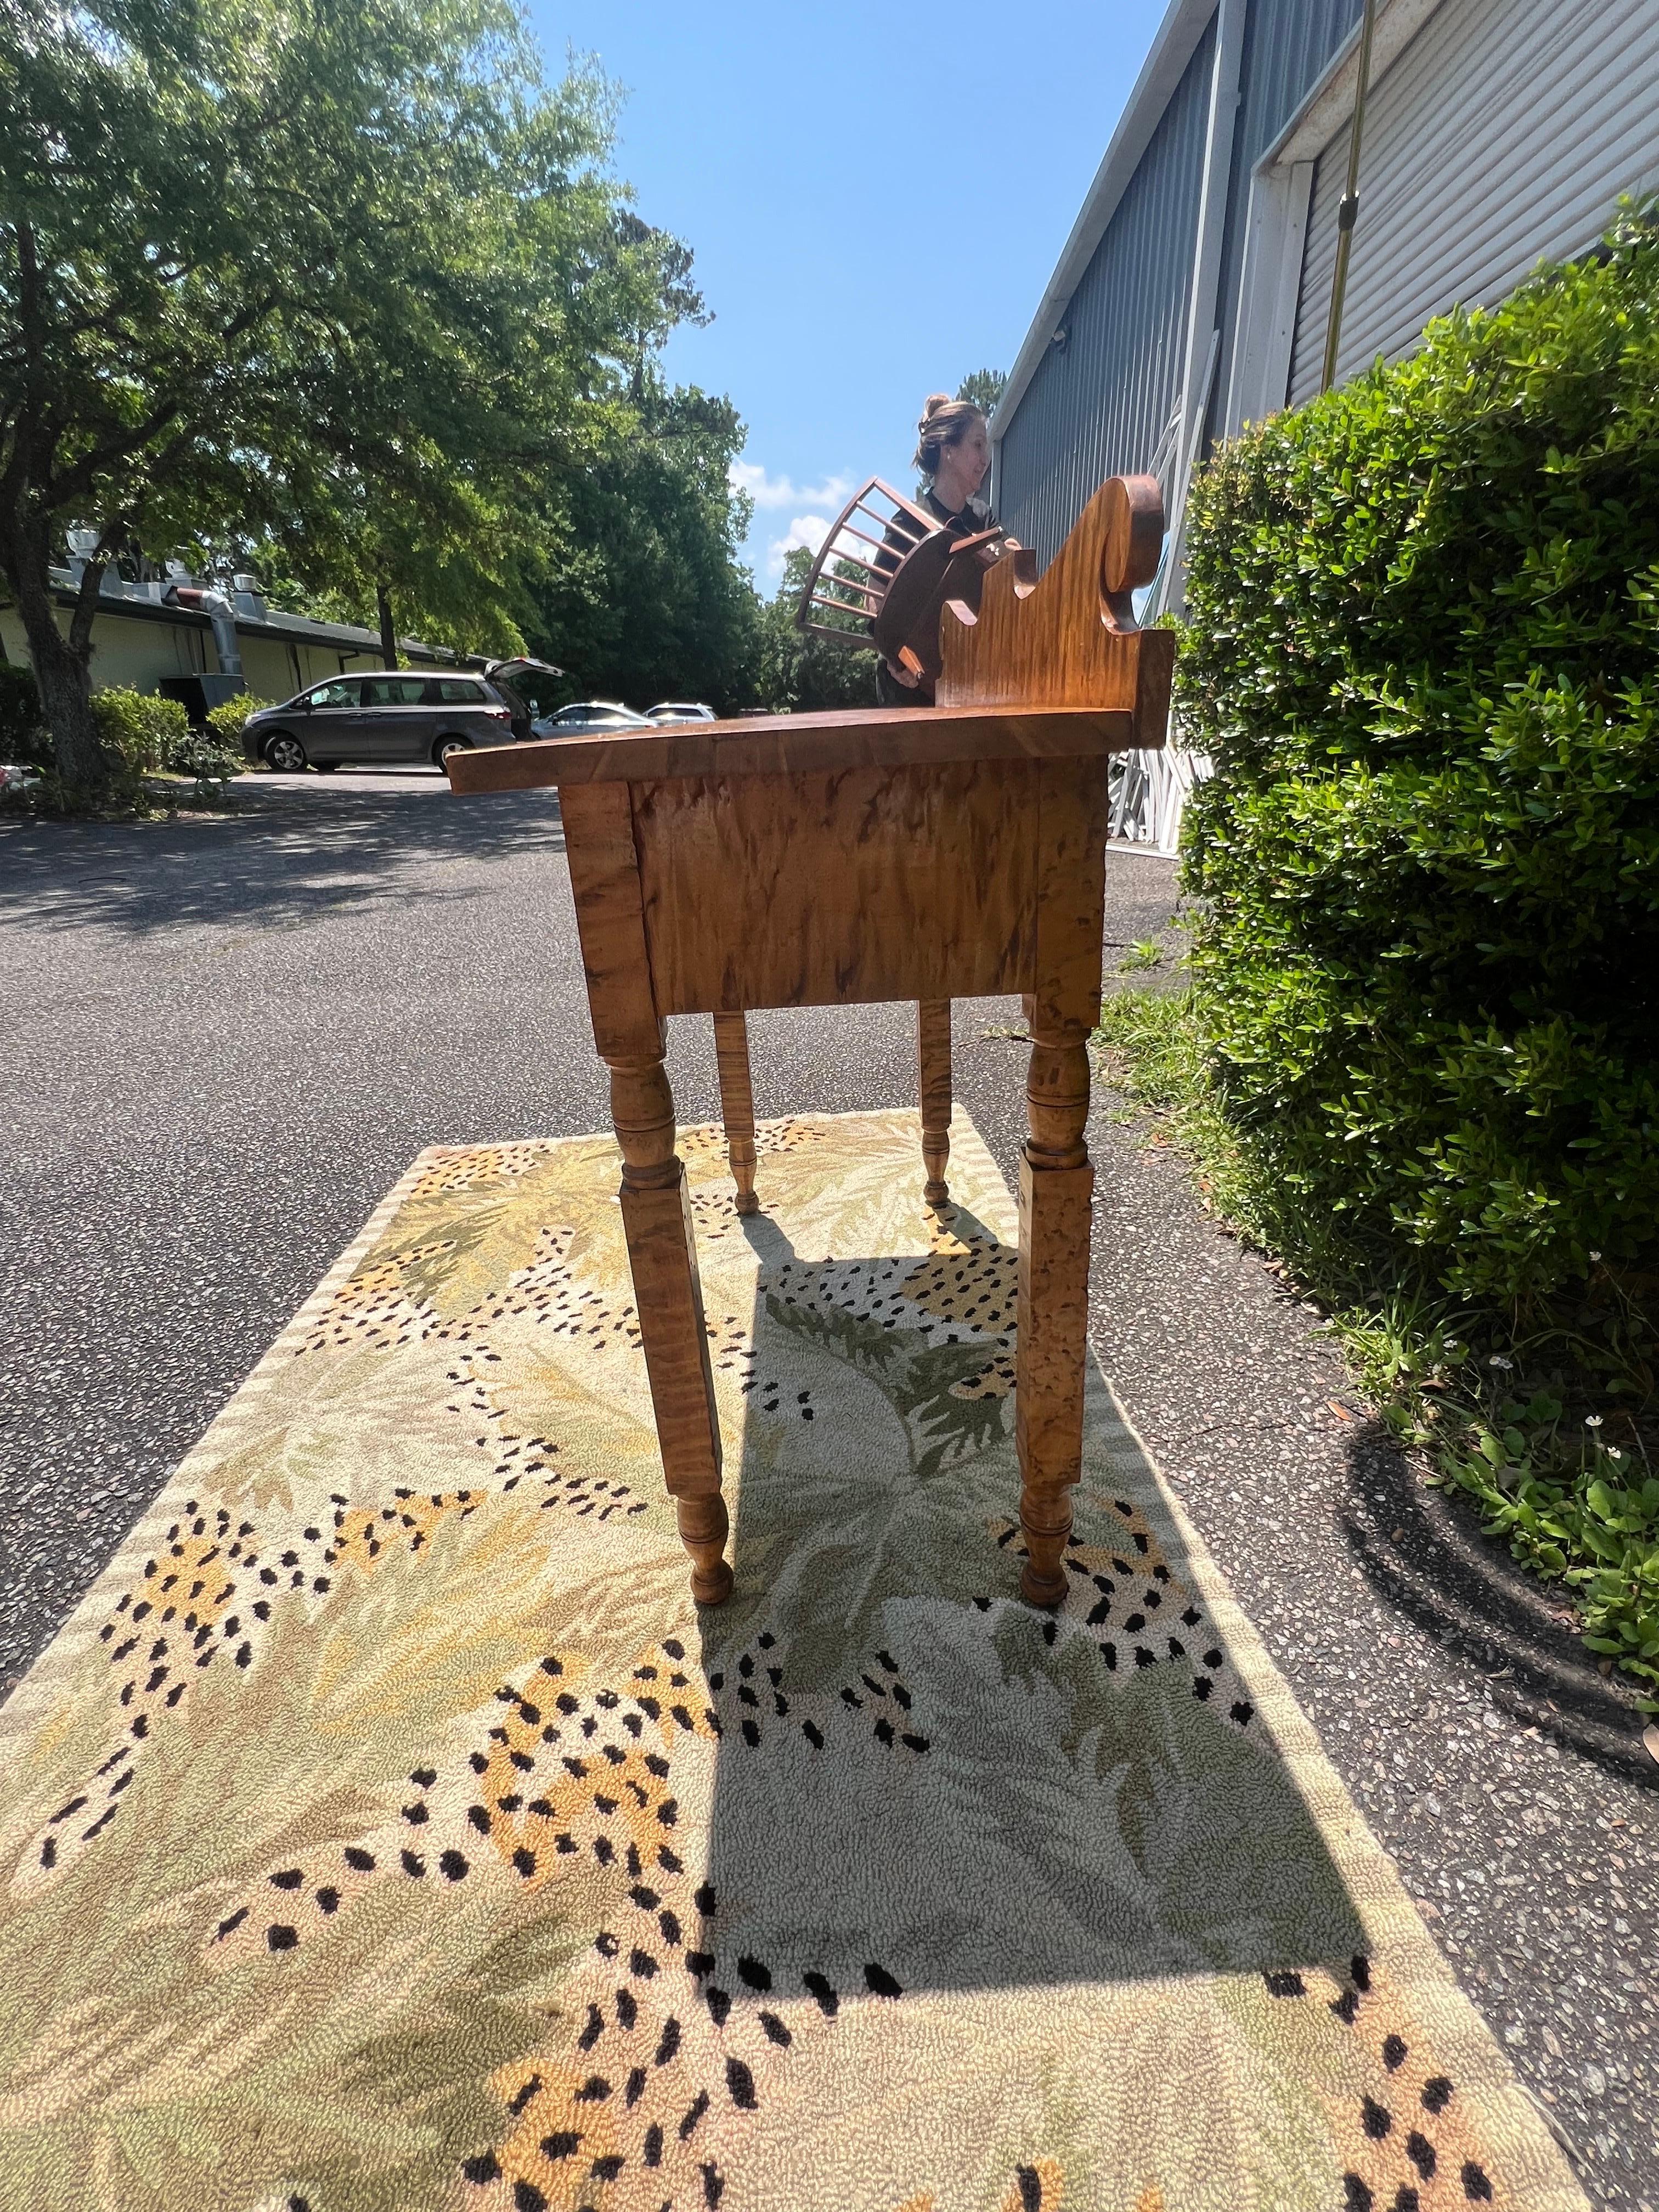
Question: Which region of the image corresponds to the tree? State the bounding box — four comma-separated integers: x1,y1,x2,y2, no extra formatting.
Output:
517,379,764,712
955,368,1007,415
239,193,716,667
0,0,685,789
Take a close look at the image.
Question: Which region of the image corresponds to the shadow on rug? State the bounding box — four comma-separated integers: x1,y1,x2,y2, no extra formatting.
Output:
0,1111,1583,2212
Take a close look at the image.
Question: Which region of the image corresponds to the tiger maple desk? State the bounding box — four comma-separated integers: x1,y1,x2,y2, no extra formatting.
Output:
448,475,1173,1611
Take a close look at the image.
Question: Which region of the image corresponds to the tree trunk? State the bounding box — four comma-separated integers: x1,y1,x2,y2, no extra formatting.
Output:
376,581,398,669
3,524,106,791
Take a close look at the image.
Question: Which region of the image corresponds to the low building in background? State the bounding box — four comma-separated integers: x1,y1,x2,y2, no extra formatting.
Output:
0,548,469,712
991,0,1659,848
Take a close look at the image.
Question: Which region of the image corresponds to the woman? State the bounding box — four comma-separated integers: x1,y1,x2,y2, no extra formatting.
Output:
874,394,1003,704
913,391,995,532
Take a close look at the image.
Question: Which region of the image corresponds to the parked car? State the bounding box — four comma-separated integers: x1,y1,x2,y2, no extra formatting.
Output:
483,656,566,735
248,671,526,773
531,701,654,741
645,701,716,724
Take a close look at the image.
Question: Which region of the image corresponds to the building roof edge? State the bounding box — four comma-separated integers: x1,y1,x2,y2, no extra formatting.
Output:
35,572,460,663
991,0,1217,444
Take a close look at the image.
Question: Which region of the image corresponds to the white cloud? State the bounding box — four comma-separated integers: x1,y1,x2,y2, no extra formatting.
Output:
731,460,856,514
764,512,832,579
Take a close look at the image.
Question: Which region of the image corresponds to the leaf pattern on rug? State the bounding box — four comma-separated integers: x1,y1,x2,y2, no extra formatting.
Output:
0,1113,1581,2212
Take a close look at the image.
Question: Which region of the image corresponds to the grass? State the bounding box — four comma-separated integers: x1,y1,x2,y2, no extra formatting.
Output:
1093,989,1659,1704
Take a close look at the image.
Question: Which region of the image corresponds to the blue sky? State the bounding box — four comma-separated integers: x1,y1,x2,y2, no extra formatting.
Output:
526,0,1168,586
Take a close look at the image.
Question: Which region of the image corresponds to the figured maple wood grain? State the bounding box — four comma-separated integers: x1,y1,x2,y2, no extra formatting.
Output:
631,762,1041,1014
1099,472,1166,630
557,781,661,1060
574,806,732,1607
1015,1032,1094,1609
443,702,1138,795
449,472,1176,1616
713,1011,759,1217
1012,755,1109,1604
936,475,1174,748
871,526,1003,687
917,998,952,1210
608,1052,732,1606
1030,755,1116,1041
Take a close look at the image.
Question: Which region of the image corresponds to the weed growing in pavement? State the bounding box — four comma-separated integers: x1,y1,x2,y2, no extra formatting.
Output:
1094,988,1659,1702
1118,938,1165,973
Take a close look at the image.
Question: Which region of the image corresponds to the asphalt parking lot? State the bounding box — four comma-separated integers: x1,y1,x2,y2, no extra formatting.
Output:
3,768,1655,2207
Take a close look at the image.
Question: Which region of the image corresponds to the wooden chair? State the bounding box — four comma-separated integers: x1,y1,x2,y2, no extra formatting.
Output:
792,476,937,647
448,475,1172,1610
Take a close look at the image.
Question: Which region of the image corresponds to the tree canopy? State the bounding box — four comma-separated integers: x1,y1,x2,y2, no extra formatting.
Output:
954,368,1008,416
0,0,737,783
516,380,762,712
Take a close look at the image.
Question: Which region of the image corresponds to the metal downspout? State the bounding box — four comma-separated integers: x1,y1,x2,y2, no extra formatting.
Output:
1156,0,1247,618
1321,0,1381,393
201,594,244,679
162,584,245,679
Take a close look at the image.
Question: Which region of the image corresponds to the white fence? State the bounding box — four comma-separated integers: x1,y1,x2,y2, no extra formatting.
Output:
1108,740,1208,854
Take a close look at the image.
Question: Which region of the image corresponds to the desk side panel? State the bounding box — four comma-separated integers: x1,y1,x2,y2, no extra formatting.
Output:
1031,754,1116,1039
558,780,662,1059
631,762,1043,1014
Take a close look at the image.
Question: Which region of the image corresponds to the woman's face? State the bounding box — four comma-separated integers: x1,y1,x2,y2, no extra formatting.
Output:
936,416,990,505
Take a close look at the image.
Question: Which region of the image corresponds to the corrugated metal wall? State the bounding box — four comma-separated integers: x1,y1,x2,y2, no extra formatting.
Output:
1206,0,1363,442
995,17,1216,564
1289,0,1659,402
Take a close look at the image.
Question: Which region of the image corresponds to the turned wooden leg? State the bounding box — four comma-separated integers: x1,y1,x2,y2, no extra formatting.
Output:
608,1038,733,1606
713,1010,760,1216
1014,1014,1094,1607
918,997,952,1212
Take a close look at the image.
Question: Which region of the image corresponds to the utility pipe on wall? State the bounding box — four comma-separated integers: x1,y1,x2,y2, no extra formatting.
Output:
1321,0,1381,394
166,586,244,678
1155,0,1247,617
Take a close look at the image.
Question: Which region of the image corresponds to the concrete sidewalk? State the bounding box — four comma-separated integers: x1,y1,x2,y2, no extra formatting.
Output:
2,771,1654,2207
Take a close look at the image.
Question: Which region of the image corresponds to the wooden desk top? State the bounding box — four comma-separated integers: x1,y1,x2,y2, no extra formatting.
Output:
445,701,1146,795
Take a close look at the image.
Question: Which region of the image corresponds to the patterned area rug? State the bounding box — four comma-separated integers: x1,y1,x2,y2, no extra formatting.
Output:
1,1111,1584,2212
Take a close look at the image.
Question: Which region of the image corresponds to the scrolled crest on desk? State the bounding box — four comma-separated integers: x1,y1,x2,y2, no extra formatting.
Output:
1098,472,1166,629
936,473,1172,740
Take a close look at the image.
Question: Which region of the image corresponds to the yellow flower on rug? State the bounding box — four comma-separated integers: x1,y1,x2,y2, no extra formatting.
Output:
0,1112,1583,2211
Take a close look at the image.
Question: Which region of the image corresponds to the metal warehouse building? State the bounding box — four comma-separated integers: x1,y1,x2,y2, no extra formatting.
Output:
990,0,1659,847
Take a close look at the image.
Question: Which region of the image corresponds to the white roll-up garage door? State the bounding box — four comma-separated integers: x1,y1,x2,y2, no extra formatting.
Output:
1288,0,1659,404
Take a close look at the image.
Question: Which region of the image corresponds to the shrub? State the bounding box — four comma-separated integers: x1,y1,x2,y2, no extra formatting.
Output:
89,687,190,774
205,692,274,750
1179,202,1659,1318
1097,989,1659,1693
0,663,49,767
170,728,247,797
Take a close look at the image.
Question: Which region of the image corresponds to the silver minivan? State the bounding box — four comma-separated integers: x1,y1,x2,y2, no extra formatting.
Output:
247,659,562,772
246,668,526,774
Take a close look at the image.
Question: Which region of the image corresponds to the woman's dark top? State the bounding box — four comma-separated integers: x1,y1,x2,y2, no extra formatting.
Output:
873,487,996,704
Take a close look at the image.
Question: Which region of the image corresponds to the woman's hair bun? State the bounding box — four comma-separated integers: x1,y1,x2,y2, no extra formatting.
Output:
921,392,952,423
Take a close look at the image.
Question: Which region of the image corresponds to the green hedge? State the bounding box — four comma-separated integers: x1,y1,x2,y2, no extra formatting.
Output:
205,693,274,747
1180,204,1659,1316
89,687,190,774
